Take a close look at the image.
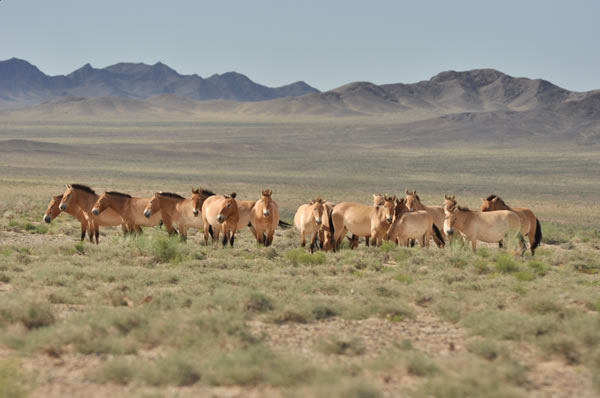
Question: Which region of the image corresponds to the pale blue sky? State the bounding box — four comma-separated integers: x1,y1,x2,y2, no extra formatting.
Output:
1,0,599,91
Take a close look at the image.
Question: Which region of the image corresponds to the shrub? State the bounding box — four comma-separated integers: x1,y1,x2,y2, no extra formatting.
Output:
286,248,326,265
316,336,365,356
152,236,184,264
245,292,274,313
312,305,337,320
0,359,29,398
495,254,519,274
406,353,439,376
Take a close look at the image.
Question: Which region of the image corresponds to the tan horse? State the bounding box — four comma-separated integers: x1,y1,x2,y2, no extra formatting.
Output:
58,184,126,243
387,198,440,248
250,189,280,246
202,193,239,247
236,199,257,233
44,194,91,242
91,191,162,234
294,197,327,252
405,190,446,247
481,194,542,255
444,202,525,254
319,201,336,251
330,195,396,251
143,189,215,240
443,194,457,212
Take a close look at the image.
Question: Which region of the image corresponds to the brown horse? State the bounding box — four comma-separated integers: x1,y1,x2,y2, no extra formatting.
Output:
201,193,239,247
58,184,126,243
330,195,396,251
387,198,441,248
236,199,257,233
250,189,280,246
44,194,91,241
480,194,542,255
405,190,446,246
443,194,457,212
294,197,327,252
91,191,162,234
444,201,525,254
143,188,215,240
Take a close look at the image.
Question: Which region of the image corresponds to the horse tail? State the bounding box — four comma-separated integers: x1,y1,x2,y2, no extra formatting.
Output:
278,220,292,229
532,218,542,254
208,224,214,239
432,224,445,247
327,207,335,250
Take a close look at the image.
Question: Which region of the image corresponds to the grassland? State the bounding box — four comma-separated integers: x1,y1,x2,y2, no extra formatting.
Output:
0,117,599,397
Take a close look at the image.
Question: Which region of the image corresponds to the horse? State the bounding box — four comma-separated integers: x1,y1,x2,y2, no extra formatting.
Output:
236,199,257,234
330,195,396,251
387,198,443,248
91,191,162,234
250,189,280,246
143,188,215,240
44,194,91,242
201,193,239,247
480,194,542,255
444,201,525,254
346,194,386,248
443,194,457,212
405,190,446,247
294,197,327,252
58,184,127,243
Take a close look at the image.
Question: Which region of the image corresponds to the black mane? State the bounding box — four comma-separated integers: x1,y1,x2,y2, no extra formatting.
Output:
485,194,498,201
158,191,185,200
105,191,132,198
71,184,96,195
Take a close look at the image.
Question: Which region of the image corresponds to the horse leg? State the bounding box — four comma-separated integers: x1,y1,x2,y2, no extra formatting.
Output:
203,224,210,245
229,232,236,247
498,240,504,248
364,236,370,247
518,233,527,256
309,231,318,253
300,230,306,247
471,239,477,252
179,224,188,242
222,228,229,248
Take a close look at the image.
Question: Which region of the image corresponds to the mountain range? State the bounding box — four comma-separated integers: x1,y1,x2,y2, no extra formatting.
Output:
1,59,599,144
0,58,318,108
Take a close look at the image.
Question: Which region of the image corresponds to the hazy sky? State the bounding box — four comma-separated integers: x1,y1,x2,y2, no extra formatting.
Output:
1,0,599,91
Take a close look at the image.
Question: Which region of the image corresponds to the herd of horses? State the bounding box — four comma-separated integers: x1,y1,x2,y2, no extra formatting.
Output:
43,184,542,256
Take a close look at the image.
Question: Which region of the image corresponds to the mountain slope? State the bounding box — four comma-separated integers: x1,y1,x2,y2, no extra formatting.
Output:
0,58,319,108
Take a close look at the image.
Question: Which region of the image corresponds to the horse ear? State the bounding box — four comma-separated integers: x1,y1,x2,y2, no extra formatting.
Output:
65,184,71,189
481,198,486,203
491,197,498,203
444,194,450,200
230,192,237,199
405,189,410,195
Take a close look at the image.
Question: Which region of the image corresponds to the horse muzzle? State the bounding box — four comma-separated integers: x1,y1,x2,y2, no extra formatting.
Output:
59,204,67,211
445,228,454,236
43,215,51,223
263,210,270,217
408,207,413,212
217,214,225,223
386,216,393,224
143,209,152,218
193,208,199,216
91,208,100,216
315,218,322,225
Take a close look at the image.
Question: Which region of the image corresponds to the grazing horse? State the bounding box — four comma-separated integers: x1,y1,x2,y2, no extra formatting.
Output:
294,197,327,252
387,198,443,248
44,194,91,241
58,184,126,243
444,201,525,254
480,194,542,255
330,195,396,251
91,191,162,234
143,188,214,240
251,189,280,246
202,193,239,247
405,190,446,247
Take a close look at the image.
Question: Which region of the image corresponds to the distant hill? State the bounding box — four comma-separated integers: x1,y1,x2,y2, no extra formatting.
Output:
0,58,319,108
1,64,599,144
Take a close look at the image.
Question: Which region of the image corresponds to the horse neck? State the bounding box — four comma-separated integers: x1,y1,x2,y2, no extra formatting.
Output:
174,197,193,214
412,198,427,211
107,195,129,214
77,191,99,212
497,202,512,211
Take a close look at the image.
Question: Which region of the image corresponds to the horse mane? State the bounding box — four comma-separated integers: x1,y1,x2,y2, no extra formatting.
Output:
105,191,132,198
71,184,96,195
457,205,472,212
53,194,64,200
193,187,216,197
158,191,185,200
485,194,498,201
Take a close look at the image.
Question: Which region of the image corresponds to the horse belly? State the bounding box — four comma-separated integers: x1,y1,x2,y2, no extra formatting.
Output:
344,217,372,237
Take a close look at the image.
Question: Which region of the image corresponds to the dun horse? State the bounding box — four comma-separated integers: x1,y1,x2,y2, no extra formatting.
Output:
388,198,444,248
294,197,327,252
58,184,126,243
330,195,396,251
202,193,239,247
251,189,280,246
143,188,214,240
44,194,90,241
91,191,162,234
481,194,542,255
444,200,525,254
405,190,446,247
